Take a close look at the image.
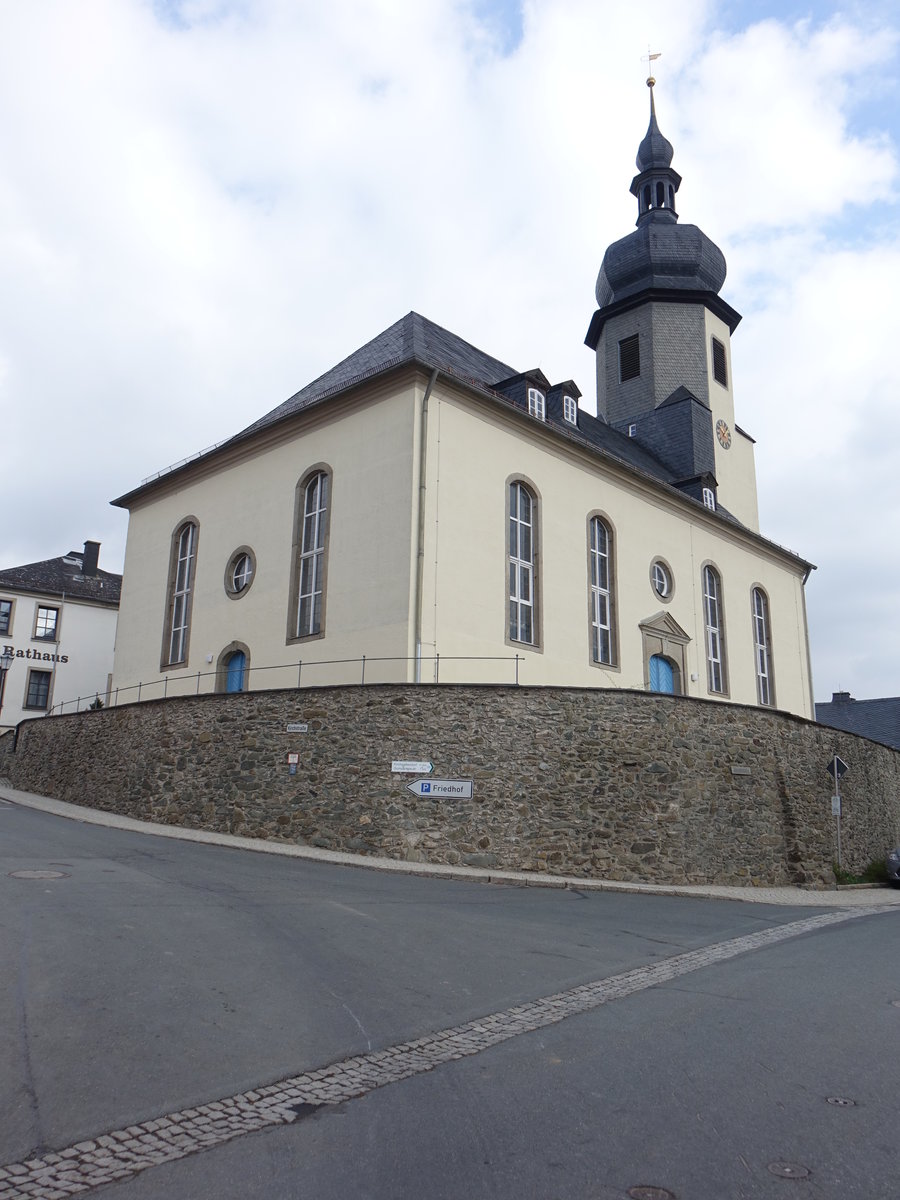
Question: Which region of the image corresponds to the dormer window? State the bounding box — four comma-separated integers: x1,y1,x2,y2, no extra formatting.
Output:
619,334,640,382
527,388,545,421
627,424,637,438
702,487,716,511
563,395,577,425
712,337,728,387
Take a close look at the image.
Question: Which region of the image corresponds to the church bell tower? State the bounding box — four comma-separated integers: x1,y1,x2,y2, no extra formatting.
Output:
585,77,759,531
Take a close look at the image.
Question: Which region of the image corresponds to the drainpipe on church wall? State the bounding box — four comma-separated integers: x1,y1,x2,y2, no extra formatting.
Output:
414,369,439,684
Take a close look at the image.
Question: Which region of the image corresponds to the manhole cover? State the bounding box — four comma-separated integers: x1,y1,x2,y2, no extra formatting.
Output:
767,1162,810,1179
628,1188,676,1200
826,1096,856,1107
9,870,69,880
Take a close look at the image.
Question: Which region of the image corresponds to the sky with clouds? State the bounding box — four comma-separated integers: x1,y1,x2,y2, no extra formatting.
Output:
1,0,898,703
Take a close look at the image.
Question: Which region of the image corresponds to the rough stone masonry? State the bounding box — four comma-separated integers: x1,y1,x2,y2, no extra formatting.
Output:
3,684,899,886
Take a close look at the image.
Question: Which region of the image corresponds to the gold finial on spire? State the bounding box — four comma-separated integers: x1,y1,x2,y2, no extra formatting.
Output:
642,48,661,88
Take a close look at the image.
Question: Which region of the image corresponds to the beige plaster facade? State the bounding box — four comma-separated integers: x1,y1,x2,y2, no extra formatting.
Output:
110,360,813,718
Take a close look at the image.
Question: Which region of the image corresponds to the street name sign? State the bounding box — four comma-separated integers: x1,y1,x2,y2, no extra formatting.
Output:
406,779,473,799
392,760,434,774
286,723,309,733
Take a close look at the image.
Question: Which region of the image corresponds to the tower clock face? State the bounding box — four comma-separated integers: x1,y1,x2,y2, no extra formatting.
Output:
716,419,732,449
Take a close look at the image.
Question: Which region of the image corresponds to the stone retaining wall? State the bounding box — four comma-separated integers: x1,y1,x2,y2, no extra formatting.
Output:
4,685,899,886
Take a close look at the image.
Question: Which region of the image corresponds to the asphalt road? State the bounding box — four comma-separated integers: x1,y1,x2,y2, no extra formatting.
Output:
2,799,898,1199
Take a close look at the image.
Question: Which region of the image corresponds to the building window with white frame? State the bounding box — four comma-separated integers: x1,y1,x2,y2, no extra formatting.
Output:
166,520,198,666
563,395,577,425
25,668,52,710
589,516,615,665
295,471,329,639
225,547,256,598
703,565,727,694
0,600,12,635
527,388,545,421
651,559,672,600
508,481,537,645
752,587,774,707
34,605,59,641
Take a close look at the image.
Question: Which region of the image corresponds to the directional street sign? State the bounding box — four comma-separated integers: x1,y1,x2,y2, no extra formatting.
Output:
406,779,473,799
392,760,434,774
828,755,849,780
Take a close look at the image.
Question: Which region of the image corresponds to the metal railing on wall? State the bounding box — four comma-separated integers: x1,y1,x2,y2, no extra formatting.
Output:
45,653,525,717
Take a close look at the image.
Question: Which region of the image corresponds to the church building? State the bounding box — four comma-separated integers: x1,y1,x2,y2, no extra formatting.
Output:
110,86,816,719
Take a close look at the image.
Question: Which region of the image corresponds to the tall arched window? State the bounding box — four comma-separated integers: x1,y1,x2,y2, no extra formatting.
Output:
508,481,537,645
702,565,727,694
752,587,774,707
293,470,330,639
164,519,198,666
589,516,615,665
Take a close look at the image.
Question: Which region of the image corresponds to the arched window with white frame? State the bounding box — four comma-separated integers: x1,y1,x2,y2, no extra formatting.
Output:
752,587,775,707
291,468,331,640
703,564,727,694
589,516,615,666
164,519,198,667
508,481,538,645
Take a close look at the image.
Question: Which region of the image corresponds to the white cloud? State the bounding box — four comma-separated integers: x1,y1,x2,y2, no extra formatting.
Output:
0,0,897,700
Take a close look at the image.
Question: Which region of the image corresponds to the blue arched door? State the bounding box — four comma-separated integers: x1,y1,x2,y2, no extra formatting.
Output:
225,650,246,693
649,654,675,694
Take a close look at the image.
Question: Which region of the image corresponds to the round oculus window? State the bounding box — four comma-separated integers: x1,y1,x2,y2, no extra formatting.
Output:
652,560,672,599
225,549,256,597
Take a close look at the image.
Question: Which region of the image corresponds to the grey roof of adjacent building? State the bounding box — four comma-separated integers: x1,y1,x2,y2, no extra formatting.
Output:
0,552,122,607
815,693,900,752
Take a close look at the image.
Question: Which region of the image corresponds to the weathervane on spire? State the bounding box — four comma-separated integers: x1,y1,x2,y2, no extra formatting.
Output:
642,48,661,89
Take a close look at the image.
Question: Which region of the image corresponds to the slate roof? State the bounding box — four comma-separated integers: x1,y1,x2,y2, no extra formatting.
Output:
815,694,900,752
0,552,122,607
110,311,813,571
236,311,517,440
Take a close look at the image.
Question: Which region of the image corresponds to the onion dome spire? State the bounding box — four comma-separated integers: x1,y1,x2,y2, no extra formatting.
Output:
630,75,681,226
592,78,728,310
636,77,674,172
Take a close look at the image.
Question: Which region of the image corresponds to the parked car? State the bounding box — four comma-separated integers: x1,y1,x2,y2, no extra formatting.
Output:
888,848,900,885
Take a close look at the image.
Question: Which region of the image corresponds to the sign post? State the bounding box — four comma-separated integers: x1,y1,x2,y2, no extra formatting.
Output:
828,755,848,869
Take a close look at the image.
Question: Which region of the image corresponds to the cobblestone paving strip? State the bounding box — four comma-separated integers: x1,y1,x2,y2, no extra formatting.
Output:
0,905,891,1198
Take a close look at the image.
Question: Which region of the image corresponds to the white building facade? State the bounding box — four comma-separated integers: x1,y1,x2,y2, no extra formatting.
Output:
0,541,121,729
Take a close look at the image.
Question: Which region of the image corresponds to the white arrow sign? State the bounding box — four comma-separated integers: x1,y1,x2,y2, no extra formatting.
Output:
391,760,434,774
406,779,473,799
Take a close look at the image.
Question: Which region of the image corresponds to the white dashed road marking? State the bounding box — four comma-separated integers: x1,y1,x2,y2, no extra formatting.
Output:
0,905,893,1198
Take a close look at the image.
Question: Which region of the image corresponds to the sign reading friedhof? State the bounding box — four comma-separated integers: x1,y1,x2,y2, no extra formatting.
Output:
406,779,473,799
391,760,434,774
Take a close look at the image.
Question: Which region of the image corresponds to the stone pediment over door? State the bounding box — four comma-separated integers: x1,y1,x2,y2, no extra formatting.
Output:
639,612,692,693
